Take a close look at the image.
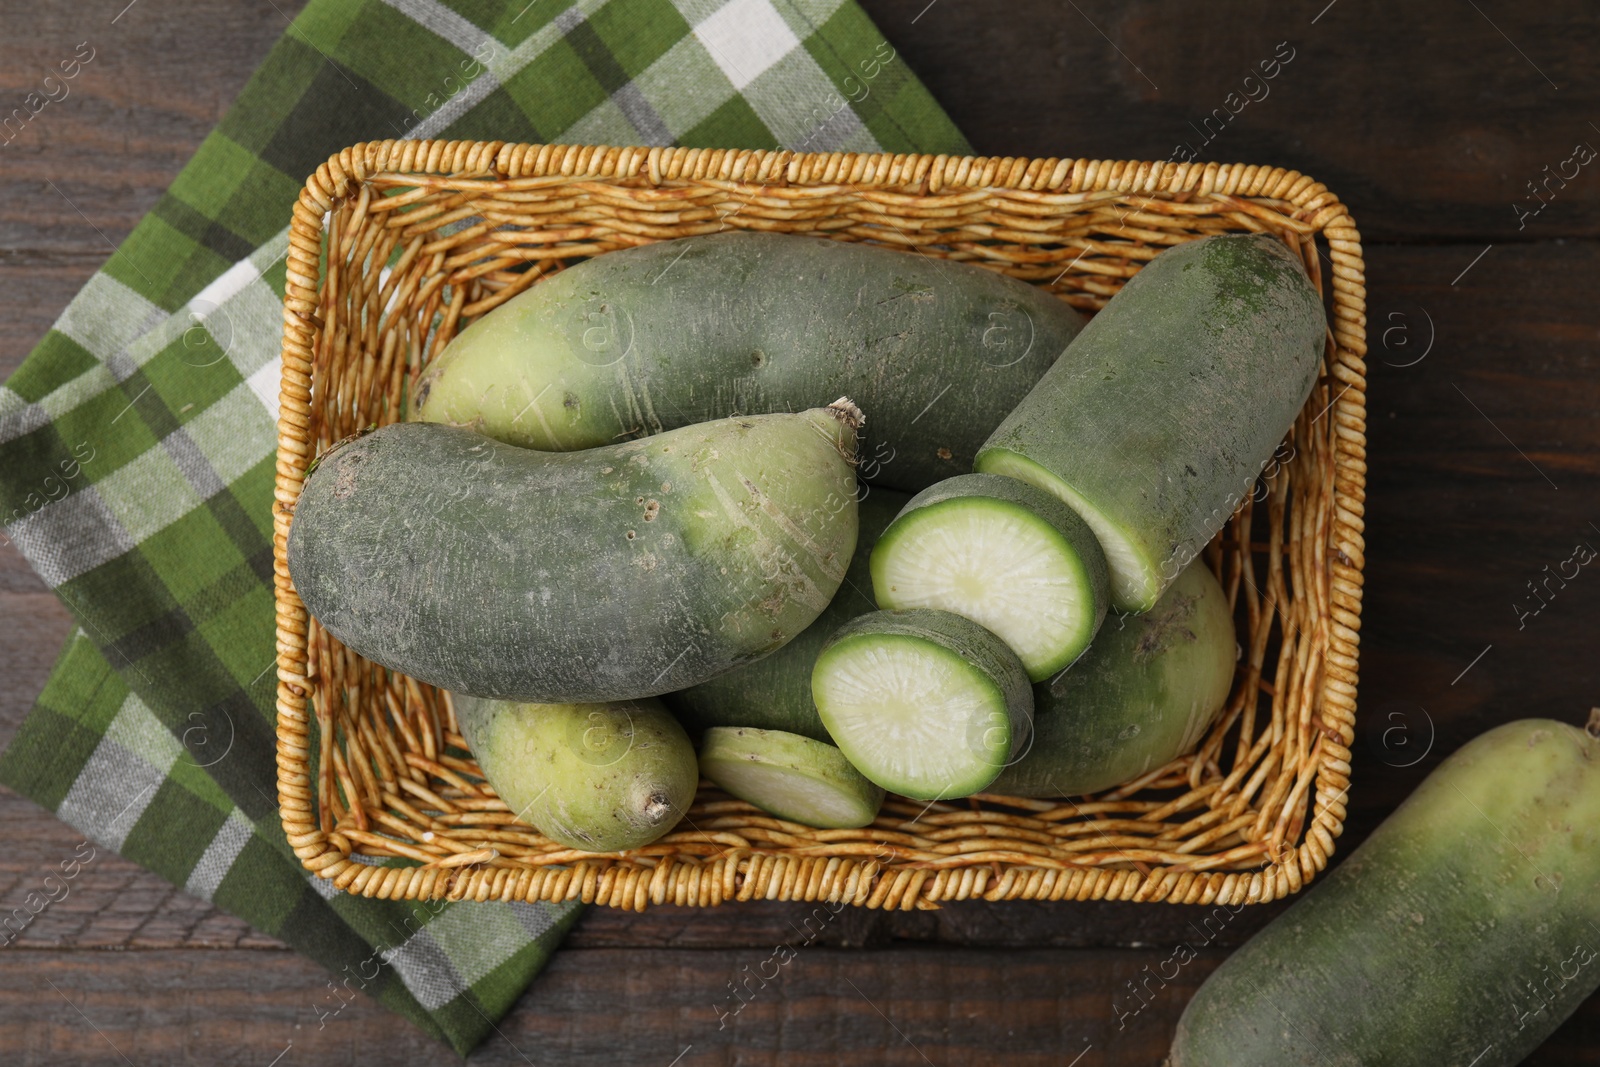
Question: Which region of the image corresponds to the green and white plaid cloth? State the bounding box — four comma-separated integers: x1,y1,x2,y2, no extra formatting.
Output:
0,0,968,1053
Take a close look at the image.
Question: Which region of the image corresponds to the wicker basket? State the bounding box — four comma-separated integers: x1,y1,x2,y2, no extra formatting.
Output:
273,140,1366,912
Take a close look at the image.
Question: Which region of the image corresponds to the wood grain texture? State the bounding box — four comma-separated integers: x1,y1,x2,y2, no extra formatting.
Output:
0,258,101,382
862,0,1600,241
0,0,1595,254
3,947,1600,1066
2,0,1599,1064
0,946,1214,1066
0,0,306,256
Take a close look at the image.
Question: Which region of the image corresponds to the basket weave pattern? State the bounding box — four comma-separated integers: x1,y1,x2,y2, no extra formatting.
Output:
273,140,1366,911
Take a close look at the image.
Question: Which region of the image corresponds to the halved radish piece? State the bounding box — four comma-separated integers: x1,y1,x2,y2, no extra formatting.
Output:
699,727,884,829
811,609,1033,801
870,473,1109,681
975,234,1325,612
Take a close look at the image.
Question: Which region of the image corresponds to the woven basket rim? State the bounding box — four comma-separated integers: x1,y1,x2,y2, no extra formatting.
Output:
272,139,1366,911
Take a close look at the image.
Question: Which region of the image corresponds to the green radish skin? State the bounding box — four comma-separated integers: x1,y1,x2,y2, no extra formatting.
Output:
1168,718,1600,1067
287,404,860,703
699,727,885,830
870,472,1110,682
812,608,1034,801
975,234,1325,612
453,694,698,852
986,559,1236,798
412,231,1085,493
664,486,907,741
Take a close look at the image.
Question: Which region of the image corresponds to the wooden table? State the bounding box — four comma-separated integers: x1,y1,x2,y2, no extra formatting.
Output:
2,1,1597,1063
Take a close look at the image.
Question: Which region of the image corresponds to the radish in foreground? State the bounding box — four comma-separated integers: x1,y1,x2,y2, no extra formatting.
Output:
453,695,699,853
976,234,1325,611
699,727,884,830
871,473,1109,681
665,487,907,741
1168,716,1600,1067
411,230,1085,492
986,559,1236,798
287,403,862,703
812,609,1033,801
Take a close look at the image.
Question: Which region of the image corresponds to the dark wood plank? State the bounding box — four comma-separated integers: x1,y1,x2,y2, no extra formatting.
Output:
1353,238,1600,846
0,256,103,383
0,1,1596,251
0,945,1202,1066
4,945,1599,1065
860,0,1600,241
0,543,74,732
0,586,72,740
0,0,308,255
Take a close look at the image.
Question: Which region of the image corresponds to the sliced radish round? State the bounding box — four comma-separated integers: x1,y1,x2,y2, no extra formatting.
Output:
870,473,1109,681
987,558,1238,798
698,727,884,829
811,609,1033,800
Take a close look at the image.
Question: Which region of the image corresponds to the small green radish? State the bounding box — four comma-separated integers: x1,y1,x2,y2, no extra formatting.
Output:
453,695,699,853
699,727,884,829
812,608,1033,801
287,402,862,703
987,559,1236,798
870,472,1110,682
665,486,908,741
976,234,1325,611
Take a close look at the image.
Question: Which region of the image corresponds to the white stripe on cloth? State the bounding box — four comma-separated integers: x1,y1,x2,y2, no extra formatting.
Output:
56,692,181,852
378,0,500,60
421,901,557,987
507,899,565,942
7,379,275,586
0,386,42,441
52,273,168,369
745,45,876,152
627,35,737,140
104,686,186,770
91,443,205,545
246,356,283,423
191,256,264,310
183,381,279,486
184,809,256,900
0,363,114,446
380,926,471,1012
693,0,801,90
8,486,138,588
388,0,620,140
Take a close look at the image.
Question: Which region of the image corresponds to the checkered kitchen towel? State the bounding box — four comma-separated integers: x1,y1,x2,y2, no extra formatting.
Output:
0,0,969,1053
